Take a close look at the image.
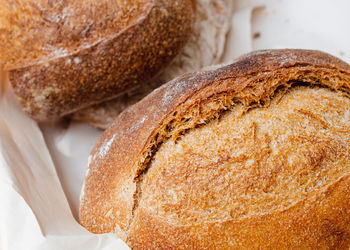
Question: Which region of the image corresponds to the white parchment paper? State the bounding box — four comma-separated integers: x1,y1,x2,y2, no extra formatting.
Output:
2,0,350,249
0,71,129,250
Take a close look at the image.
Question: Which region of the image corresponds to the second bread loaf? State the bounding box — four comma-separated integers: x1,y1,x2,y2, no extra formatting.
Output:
6,0,194,121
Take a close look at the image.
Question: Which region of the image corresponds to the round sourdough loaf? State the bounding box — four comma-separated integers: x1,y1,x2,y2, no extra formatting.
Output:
4,0,194,120
80,49,350,249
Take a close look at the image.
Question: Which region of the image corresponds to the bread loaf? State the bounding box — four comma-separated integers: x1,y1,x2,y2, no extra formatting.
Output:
5,0,194,121
80,49,350,249
71,0,234,129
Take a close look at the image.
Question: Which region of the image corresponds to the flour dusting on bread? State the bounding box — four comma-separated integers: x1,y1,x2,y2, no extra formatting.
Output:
98,134,117,159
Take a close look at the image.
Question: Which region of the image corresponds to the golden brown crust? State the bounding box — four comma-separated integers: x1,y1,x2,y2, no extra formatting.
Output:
1,0,151,70
128,176,350,249
80,49,350,248
8,0,193,121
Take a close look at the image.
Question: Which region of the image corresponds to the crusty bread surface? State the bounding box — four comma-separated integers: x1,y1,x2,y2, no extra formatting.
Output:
71,0,234,129
80,49,350,249
1,0,149,70
6,0,194,121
